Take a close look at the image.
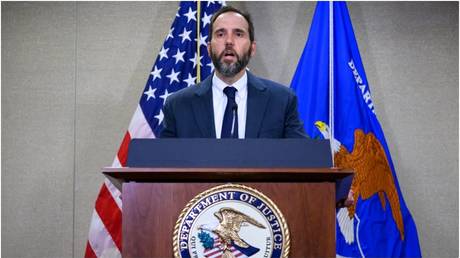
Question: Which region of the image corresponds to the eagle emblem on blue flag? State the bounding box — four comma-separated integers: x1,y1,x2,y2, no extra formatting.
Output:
316,122,404,241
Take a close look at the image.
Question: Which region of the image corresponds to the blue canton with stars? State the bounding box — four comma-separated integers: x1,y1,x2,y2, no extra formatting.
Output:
140,1,223,137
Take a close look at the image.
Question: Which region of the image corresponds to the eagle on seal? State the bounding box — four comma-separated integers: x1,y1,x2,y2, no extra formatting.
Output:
315,121,405,243
200,207,265,258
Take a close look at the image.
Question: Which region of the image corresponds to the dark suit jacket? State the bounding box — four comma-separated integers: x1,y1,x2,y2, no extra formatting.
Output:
159,72,307,138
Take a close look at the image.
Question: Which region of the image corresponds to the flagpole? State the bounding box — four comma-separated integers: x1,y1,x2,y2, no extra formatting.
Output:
196,0,202,83
329,1,335,166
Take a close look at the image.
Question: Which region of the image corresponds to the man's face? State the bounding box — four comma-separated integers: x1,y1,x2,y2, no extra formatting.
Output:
208,11,256,78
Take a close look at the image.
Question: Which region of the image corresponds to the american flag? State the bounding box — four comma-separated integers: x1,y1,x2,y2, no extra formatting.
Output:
84,2,224,257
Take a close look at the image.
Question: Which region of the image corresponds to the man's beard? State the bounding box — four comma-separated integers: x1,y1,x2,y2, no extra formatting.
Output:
210,46,251,78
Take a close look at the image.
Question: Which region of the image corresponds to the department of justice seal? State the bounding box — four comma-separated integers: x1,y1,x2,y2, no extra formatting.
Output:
173,184,290,258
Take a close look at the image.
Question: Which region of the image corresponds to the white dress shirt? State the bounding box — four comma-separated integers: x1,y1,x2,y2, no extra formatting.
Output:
212,72,248,139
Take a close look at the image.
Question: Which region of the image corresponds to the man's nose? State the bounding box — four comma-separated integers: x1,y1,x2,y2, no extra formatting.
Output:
225,34,234,46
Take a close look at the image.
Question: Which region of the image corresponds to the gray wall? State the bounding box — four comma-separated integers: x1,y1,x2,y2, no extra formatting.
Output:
2,2,458,258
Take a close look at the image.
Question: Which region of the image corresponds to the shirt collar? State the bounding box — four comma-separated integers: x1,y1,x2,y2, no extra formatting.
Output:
212,71,248,98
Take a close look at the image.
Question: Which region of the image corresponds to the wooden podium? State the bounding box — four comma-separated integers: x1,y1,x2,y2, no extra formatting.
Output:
103,166,353,258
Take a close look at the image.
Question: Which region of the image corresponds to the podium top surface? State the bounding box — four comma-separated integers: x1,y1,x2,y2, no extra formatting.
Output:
103,167,353,183
102,167,354,201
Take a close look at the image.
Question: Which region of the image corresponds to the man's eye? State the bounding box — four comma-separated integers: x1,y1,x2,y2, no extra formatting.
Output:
236,32,243,37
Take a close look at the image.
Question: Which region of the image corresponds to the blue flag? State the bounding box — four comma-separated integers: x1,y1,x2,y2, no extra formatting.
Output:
290,2,421,257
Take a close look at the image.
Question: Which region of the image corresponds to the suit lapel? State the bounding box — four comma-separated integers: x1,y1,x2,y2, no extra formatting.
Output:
191,76,216,138
245,72,270,138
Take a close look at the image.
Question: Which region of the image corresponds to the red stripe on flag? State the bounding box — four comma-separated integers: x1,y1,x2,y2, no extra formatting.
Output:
84,241,98,258
204,248,222,257
117,131,131,167
95,184,122,251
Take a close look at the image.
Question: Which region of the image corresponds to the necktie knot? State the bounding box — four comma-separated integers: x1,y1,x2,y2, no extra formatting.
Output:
223,86,237,100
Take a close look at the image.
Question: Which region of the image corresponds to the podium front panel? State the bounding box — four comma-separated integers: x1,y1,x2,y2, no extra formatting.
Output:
123,182,335,258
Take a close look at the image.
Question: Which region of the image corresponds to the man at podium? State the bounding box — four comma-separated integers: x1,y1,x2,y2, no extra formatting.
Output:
160,6,307,139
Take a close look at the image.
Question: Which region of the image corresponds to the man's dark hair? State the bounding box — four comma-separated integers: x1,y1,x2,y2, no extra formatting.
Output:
208,6,255,42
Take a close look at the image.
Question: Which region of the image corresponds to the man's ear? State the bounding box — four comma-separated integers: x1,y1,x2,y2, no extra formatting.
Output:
250,41,256,57
207,42,211,57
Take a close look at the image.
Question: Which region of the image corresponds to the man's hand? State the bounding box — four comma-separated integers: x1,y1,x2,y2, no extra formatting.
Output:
343,189,354,207
336,189,355,208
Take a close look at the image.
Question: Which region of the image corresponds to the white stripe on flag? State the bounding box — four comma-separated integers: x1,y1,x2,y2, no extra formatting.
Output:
111,156,122,168
87,210,122,258
128,104,155,139
104,178,122,210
